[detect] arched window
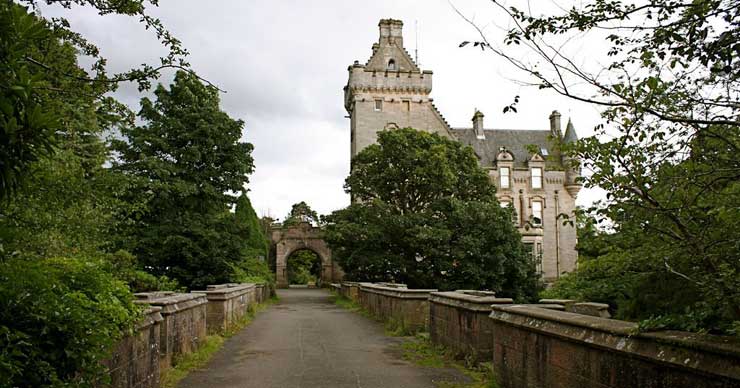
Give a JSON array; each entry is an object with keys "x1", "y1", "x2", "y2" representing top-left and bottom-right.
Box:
[{"x1": 387, "y1": 59, "x2": 396, "y2": 70}]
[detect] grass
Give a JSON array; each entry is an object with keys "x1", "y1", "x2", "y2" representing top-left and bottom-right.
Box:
[
  {"x1": 159, "y1": 297, "x2": 278, "y2": 388},
  {"x1": 400, "y1": 334, "x2": 500, "y2": 388}
]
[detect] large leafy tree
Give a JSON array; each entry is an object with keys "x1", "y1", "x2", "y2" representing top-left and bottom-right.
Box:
[
  {"x1": 113, "y1": 71, "x2": 254, "y2": 289},
  {"x1": 325, "y1": 128, "x2": 539, "y2": 299},
  {"x1": 459, "y1": 0, "x2": 739, "y2": 333}
]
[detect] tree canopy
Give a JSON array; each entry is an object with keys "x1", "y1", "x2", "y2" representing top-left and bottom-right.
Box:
[
  {"x1": 325, "y1": 128, "x2": 540, "y2": 299},
  {"x1": 112, "y1": 71, "x2": 255, "y2": 290},
  {"x1": 460, "y1": 0, "x2": 740, "y2": 334}
]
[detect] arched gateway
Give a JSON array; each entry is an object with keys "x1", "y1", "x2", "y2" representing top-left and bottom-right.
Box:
[{"x1": 270, "y1": 222, "x2": 344, "y2": 288}]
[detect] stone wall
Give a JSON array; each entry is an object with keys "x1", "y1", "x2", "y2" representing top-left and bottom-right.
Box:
[
  {"x1": 193, "y1": 283, "x2": 257, "y2": 334},
  {"x1": 134, "y1": 292, "x2": 208, "y2": 370},
  {"x1": 488, "y1": 304, "x2": 740, "y2": 388},
  {"x1": 340, "y1": 281, "x2": 360, "y2": 302},
  {"x1": 429, "y1": 291, "x2": 513, "y2": 362},
  {"x1": 357, "y1": 283, "x2": 436, "y2": 333},
  {"x1": 105, "y1": 283, "x2": 272, "y2": 388},
  {"x1": 105, "y1": 307, "x2": 163, "y2": 388}
]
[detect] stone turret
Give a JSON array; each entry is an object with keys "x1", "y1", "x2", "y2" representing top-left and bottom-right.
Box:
[
  {"x1": 344, "y1": 18, "x2": 453, "y2": 158},
  {"x1": 473, "y1": 110, "x2": 485, "y2": 139},
  {"x1": 563, "y1": 118, "x2": 582, "y2": 197}
]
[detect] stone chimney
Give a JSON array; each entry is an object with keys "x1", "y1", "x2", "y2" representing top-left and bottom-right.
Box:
[
  {"x1": 549, "y1": 110, "x2": 562, "y2": 138},
  {"x1": 473, "y1": 110, "x2": 485, "y2": 139},
  {"x1": 379, "y1": 19, "x2": 404, "y2": 47}
]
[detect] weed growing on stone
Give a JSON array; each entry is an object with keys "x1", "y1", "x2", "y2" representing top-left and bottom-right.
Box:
[
  {"x1": 400, "y1": 334, "x2": 500, "y2": 388},
  {"x1": 159, "y1": 297, "x2": 278, "y2": 388}
]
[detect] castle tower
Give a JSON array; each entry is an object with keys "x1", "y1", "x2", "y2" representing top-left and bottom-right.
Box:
[{"x1": 344, "y1": 19, "x2": 454, "y2": 158}]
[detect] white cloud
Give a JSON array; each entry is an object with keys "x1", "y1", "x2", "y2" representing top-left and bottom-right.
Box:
[{"x1": 40, "y1": 0, "x2": 607, "y2": 217}]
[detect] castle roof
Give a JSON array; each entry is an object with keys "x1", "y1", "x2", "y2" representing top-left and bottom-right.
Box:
[
  {"x1": 563, "y1": 119, "x2": 578, "y2": 143},
  {"x1": 451, "y1": 127, "x2": 552, "y2": 168}
]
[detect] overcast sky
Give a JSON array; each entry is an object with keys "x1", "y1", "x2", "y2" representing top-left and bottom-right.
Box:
[{"x1": 40, "y1": 0, "x2": 607, "y2": 219}]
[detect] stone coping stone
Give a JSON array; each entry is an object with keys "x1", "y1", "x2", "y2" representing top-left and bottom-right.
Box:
[
  {"x1": 539, "y1": 298, "x2": 576, "y2": 306},
  {"x1": 341, "y1": 281, "x2": 361, "y2": 286},
  {"x1": 489, "y1": 304, "x2": 740, "y2": 380},
  {"x1": 134, "y1": 292, "x2": 207, "y2": 315},
  {"x1": 430, "y1": 291, "x2": 513, "y2": 312},
  {"x1": 136, "y1": 306, "x2": 164, "y2": 330},
  {"x1": 359, "y1": 283, "x2": 437, "y2": 299},
  {"x1": 569, "y1": 302, "x2": 611, "y2": 318},
  {"x1": 519, "y1": 303, "x2": 566, "y2": 311},
  {"x1": 376, "y1": 282, "x2": 408, "y2": 289},
  {"x1": 192, "y1": 283, "x2": 256, "y2": 300}
]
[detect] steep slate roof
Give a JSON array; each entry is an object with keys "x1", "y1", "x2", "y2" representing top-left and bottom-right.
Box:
[
  {"x1": 451, "y1": 128, "x2": 552, "y2": 168},
  {"x1": 563, "y1": 119, "x2": 578, "y2": 143}
]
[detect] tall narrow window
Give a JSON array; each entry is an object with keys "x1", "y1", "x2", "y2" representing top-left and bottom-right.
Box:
[
  {"x1": 388, "y1": 59, "x2": 396, "y2": 70},
  {"x1": 500, "y1": 167, "x2": 510, "y2": 189},
  {"x1": 374, "y1": 99, "x2": 382, "y2": 111},
  {"x1": 532, "y1": 200, "x2": 543, "y2": 226},
  {"x1": 403, "y1": 100, "x2": 410, "y2": 111},
  {"x1": 535, "y1": 242, "x2": 543, "y2": 274},
  {"x1": 531, "y1": 167, "x2": 543, "y2": 189}
]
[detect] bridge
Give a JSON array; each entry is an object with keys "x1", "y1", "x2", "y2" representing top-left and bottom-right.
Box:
[{"x1": 109, "y1": 283, "x2": 738, "y2": 388}]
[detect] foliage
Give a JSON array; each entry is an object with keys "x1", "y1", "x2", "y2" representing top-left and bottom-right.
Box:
[
  {"x1": 282, "y1": 201, "x2": 321, "y2": 227},
  {"x1": 0, "y1": 256, "x2": 140, "y2": 387},
  {"x1": 325, "y1": 128, "x2": 540, "y2": 299},
  {"x1": 461, "y1": 0, "x2": 740, "y2": 334},
  {"x1": 102, "y1": 250, "x2": 182, "y2": 293},
  {"x1": 286, "y1": 249, "x2": 320, "y2": 285},
  {"x1": 113, "y1": 71, "x2": 254, "y2": 290},
  {"x1": 0, "y1": 0, "x2": 194, "y2": 200},
  {"x1": 235, "y1": 193, "x2": 269, "y2": 261}
]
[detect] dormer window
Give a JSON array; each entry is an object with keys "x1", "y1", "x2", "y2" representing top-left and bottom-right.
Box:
[
  {"x1": 387, "y1": 59, "x2": 396, "y2": 70},
  {"x1": 531, "y1": 167, "x2": 543, "y2": 189}
]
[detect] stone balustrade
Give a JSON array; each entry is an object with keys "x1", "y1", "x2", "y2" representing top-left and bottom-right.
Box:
[
  {"x1": 429, "y1": 290, "x2": 513, "y2": 361},
  {"x1": 192, "y1": 283, "x2": 257, "y2": 334},
  {"x1": 357, "y1": 282, "x2": 436, "y2": 333},
  {"x1": 340, "y1": 281, "x2": 361, "y2": 302},
  {"x1": 104, "y1": 307, "x2": 163, "y2": 388},
  {"x1": 488, "y1": 304, "x2": 740, "y2": 388},
  {"x1": 105, "y1": 283, "x2": 272, "y2": 388},
  {"x1": 134, "y1": 292, "x2": 208, "y2": 370}
]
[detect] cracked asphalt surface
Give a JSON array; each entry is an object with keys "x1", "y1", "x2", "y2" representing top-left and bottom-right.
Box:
[{"x1": 178, "y1": 288, "x2": 469, "y2": 388}]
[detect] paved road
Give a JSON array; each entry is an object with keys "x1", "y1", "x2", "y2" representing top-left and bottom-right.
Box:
[{"x1": 179, "y1": 288, "x2": 468, "y2": 388}]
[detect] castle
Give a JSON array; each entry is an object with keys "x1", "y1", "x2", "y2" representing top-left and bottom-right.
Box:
[{"x1": 343, "y1": 19, "x2": 582, "y2": 281}]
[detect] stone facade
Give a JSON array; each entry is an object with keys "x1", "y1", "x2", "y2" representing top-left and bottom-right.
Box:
[
  {"x1": 345, "y1": 19, "x2": 583, "y2": 281},
  {"x1": 488, "y1": 304, "x2": 740, "y2": 388},
  {"x1": 270, "y1": 222, "x2": 344, "y2": 288},
  {"x1": 429, "y1": 291, "x2": 512, "y2": 362}
]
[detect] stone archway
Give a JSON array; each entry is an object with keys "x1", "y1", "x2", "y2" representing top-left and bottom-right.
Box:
[{"x1": 270, "y1": 222, "x2": 344, "y2": 288}]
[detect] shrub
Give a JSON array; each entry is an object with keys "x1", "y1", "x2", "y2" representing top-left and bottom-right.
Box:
[{"x1": 0, "y1": 256, "x2": 141, "y2": 387}]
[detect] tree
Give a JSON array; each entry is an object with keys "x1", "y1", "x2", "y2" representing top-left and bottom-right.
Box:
[
  {"x1": 283, "y1": 201, "x2": 321, "y2": 227},
  {"x1": 0, "y1": 0, "x2": 200, "y2": 200},
  {"x1": 458, "y1": 0, "x2": 740, "y2": 333},
  {"x1": 230, "y1": 193, "x2": 274, "y2": 286},
  {"x1": 113, "y1": 71, "x2": 254, "y2": 289},
  {"x1": 325, "y1": 128, "x2": 540, "y2": 299}
]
